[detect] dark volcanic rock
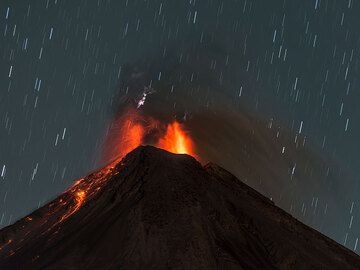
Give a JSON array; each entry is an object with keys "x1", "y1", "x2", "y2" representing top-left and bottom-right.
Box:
[{"x1": 0, "y1": 146, "x2": 359, "y2": 269}]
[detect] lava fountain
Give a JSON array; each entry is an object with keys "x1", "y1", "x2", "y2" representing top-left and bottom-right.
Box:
[
  {"x1": 103, "y1": 108, "x2": 197, "y2": 163},
  {"x1": 157, "y1": 121, "x2": 196, "y2": 157}
]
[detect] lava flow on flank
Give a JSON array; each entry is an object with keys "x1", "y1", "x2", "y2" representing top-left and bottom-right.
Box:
[
  {"x1": 0, "y1": 109, "x2": 197, "y2": 257},
  {"x1": 58, "y1": 109, "x2": 197, "y2": 225}
]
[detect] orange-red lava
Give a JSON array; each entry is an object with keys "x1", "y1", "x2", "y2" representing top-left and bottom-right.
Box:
[
  {"x1": 56, "y1": 159, "x2": 121, "y2": 225},
  {"x1": 157, "y1": 121, "x2": 196, "y2": 157},
  {"x1": 59, "y1": 190, "x2": 85, "y2": 222},
  {"x1": 104, "y1": 108, "x2": 197, "y2": 161}
]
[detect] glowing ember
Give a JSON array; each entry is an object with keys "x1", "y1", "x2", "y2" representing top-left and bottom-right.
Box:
[
  {"x1": 60, "y1": 190, "x2": 86, "y2": 222},
  {"x1": 157, "y1": 121, "x2": 196, "y2": 156},
  {"x1": 0, "y1": 239, "x2": 12, "y2": 251},
  {"x1": 75, "y1": 191, "x2": 86, "y2": 208}
]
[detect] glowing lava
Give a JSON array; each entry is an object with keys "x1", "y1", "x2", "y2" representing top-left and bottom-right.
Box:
[
  {"x1": 57, "y1": 190, "x2": 84, "y2": 223},
  {"x1": 118, "y1": 121, "x2": 144, "y2": 158},
  {"x1": 157, "y1": 121, "x2": 196, "y2": 157},
  {"x1": 104, "y1": 109, "x2": 146, "y2": 161},
  {"x1": 104, "y1": 108, "x2": 197, "y2": 162}
]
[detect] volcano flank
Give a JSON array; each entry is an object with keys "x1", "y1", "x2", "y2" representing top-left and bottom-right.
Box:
[{"x1": 0, "y1": 146, "x2": 359, "y2": 269}]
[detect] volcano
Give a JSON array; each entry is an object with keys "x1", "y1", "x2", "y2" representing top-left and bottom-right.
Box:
[{"x1": 0, "y1": 146, "x2": 359, "y2": 269}]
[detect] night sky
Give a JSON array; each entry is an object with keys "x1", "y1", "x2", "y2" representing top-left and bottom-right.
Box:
[{"x1": 1, "y1": 0, "x2": 360, "y2": 253}]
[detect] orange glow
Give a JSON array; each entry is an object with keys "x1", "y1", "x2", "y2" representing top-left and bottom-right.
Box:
[
  {"x1": 0, "y1": 239, "x2": 12, "y2": 251},
  {"x1": 103, "y1": 108, "x2": 146, "y2": 162},
  {"x1": 157, "y1": 121, "x2": 196, "y2": 157},
  {"x1": 75, "y1": 191, "x2": 86, "y2": 209},
  {"x1": 103, "y1": 108, "x2": 197, "y2": 162},
  {"x1": 118, "y1": 120, "x2": 144, "y2": 158},
  {"x1": 60, "y1": 190, "x2": 86, "y2": 222}
]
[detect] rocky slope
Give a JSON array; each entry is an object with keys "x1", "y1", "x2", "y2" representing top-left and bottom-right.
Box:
[{"x1": 0, "y1": 146, "x2": 359, "y2": 269}]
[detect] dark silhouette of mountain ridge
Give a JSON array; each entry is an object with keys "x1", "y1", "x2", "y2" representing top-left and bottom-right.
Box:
[{"x1": 0, "y1": 146, "x2": 359, "y2": 269}]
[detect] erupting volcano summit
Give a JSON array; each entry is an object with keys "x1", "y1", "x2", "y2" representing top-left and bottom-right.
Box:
[
  {"x1": 0, "y1": 146, "x2": 359, "y2": 269},
  {"x1": 102, "y1": 108, "x2": 198, "y2": 163}
]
